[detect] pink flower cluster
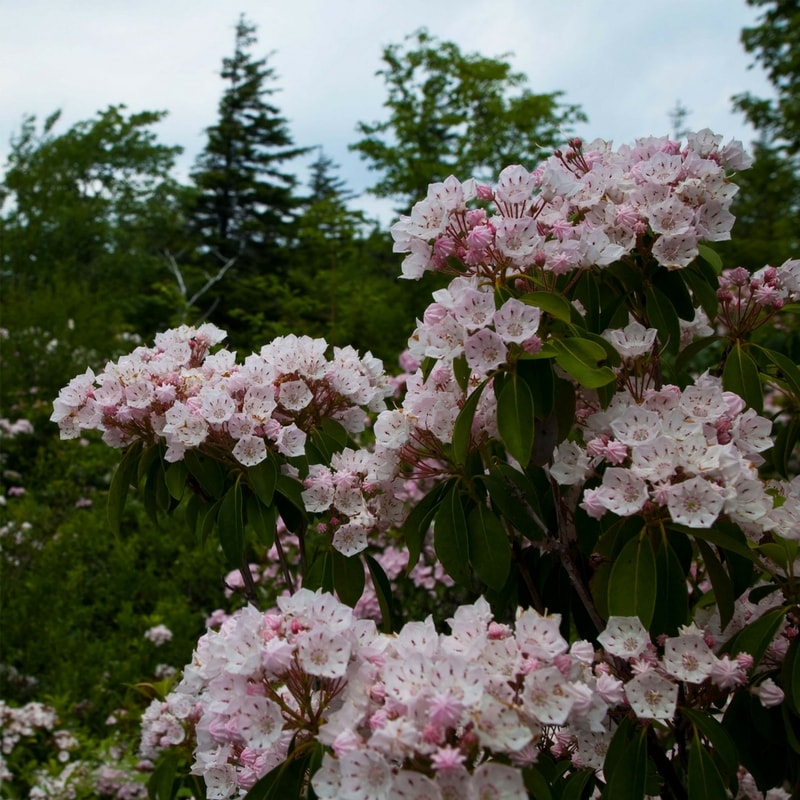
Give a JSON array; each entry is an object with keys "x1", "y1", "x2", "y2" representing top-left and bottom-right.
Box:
[
  {"x1": 549, "y1": 374, "x2": 797, "y2": 535},
  {"x1": 717, "y1": 260, "x2": 800, "y2": 335},
  {"x1": 140, "y1": 590, "x2": 790, "y2": 798},
  {"x1": 51, "y1": 324, "x2": 392, "y2": 466},
  {"x1": 391, "y1": 129, "x2": 750, "y2": 281}
]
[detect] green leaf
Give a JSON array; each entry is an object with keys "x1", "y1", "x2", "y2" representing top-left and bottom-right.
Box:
[
  {"x1": 651, "y1": 538, "x2": 690, "y2": 636},
  {"x1": 683, "y1": 708, "x2": 740, "y2": 780},
  {"x1": 196, "y1": 498, "x2": 220, "y2": 545},
  {"x1": 479, "y1": 471, "x2": 543, "y2": 541},
  {"x1": 652, "y1": 266, "x2": 696, "y2": 321},
  {"x1": 522, "y1": 766, "x2": 553, "y2": 800},
  {"x1": 547, "y1": 337, "x2": 616, "y2": 389},
  {"x1": 518, "y1": 358, "x2": 554, "y2": 417},
  {"x1": 218, "y1": 482, "x2": 245, "y2": 566},
  {"x1": 107, "y1": 440, "x2": 143, "y2": 535},
  {"x1": 718, "y1": 605, "x2": 787, "y2": 666},
  {"x1": 669, "y1": 523, "x2": 758, "y2": 564},
  {"x1": 147, "y1": 749, "x2": 180, "y2": 800},
  {"x1": 496, "y1": 371, "x2": 535, "y2": 465},
  {"x1": 722, "y1": 342, "x2": 763, "y2": 413},
  {"x1": 452, "y1": 354, "x2": 471, "y2": 392},
  {"x1": 467, "y1": 504, "x2": 511, "y2": 590},
  {"x1": 771, "y1": 416, "x2": 800, "y2": 478},
  {"x1": 757, "y1": 346, "x2": 800, "y2": 402},
  {"x1": 184, "y1": 450, "x2": 225, "y2": 499},
  {"x1": 522, "y1": 290, "x2": 573, "y2": 323},
  {"x1": 243, "y1": 750, "x2": 310, "y2": 800},
  {"x1": 244, "y1": 490, "x2": 277, "y2": 549},
  {"x1": 434, "y1": 485, "x2": 470, "y2": 583},
  {"x1": 164, "y1": 460, "x2": 188, "y2": 501},
  {"x1": 695, "y1": 539, "x2": 735, "y2": 632},
  {"x1": 365, "y1": 554, "x2": 394, "y2": 633},
  {"x1": 403, "y1": 480, "x2": 451, "y2": 573},
  {"x1": 782, "y1": 636, "x2": 800, "y2": 715},
  {"x1": 603, "y1": 720, "x2": 648, "y2": 800},
  {"x1": 561, "y1": 768, "x2": 594, "y2": 800},
  {"x1": 682, "y1": 262, "x2": 719, "y2": 321},
  {"x1": 304, "y1": 548, "x2": 333, "y2": 594},
  {"x1": 274, "y1": 474, "x2": 307, "y2": 533},
  {"x1": 607, "y1": 531, "x2": 657, "y2": 628},
  {"x1": 688, "y1": 731, "x2": 729, "y2": 800},
  {"x1": 644, "y1": 284, "x2": 681, "y2": 354},
  {"x1": 452, "y1": 379, "x2": 488, "y2": 466},
  {"x1": 247, "y1": 455, "x2": 278, "y2": 506},
  {"x1": 698, "y1": 243, "x2": 723, "y2": 273},
  {"x1": 332, "y1": 550, "x2": 365, "y2": 608}
]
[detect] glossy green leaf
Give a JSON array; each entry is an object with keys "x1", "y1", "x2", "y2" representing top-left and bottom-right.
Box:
[
  {"x1": 365, "y1": 554, "x2": 394, "y2": 633},
  {"x1": 522, "y1": 766, "x2": 553, "y2": 800},
  {"x1": 603, "y1": 719, "x2": 648, "y2": 800},
  {"x1": 682, "y1": 263, "x2": 719, "y2": 321},
  {"x1": 547, "y1": 338, "x2": 616, "y2": 389},
  {"x1": 196, "y1": 497, "x2": 220, "y2": 545},
  {"x1": 683, "y1": 708, "x2": 740, "y2": 779},
  {"x1": 467, "y1": 504, "x2": 511, "y2": 590},
  {"x1": 722, "y1": 342, "x2": 763, "y2": 413},
  {"x1": 607, "y1": 531, "x2": 657, "y2": 628},
  {"x1": 244, "y1": 490, "x2": 277, "y2": 549},
  {"x1": 688, "y1": 731, "x2": 729, "y2": 800},
  {"x1": 332, "y1": 550, "x2": 365, "y2": 608},
  {"x1": 522, "y1": 290, "x2": 573, "y2": 323},
  {"x1": 434, "y1": 486, "x2": 470, "y2": 583},
  {"x1": 147, "y1": 748, "x2": 180, "y2": 800},
  {"x1": 561, "y1": 768, "x2": 594, "y2": 800},
  {"x1": 669, "y1": 523, "x2": 758, "y2": 564},
  {"x1": 771, "y1": 416, "x2": 800, "y2": 478},
  {"x1": 247, "y1": 455, "x2": 278, "y2": 506},
  {"x1": 184, "y1": 449, "x2": 226, "y2": 499},
  {"x1": 164, "y1": 460, "x2": 188, "y2": 501},
  {"x1": 218, "y1": 482, "x2": 245, "y2": 566},
  {"x1": 243, "y1": 750, "x2": 310, "y2": 799},
  {"x1": 274, "y1": 474, "x2": 307, "y2": 533},
  {"x1": 452, "y1": 354, "x2": 471, "y2": 392},
  {"x1": 496, "y1": 371, "x2": 535, "y2": 465},
  {"x1": 644, "y1": 284, "x2": 681, "y2": 354},
  {"x1": 107, "y1": 440, "x2": 143, "y2": 535},
  {"x1": 452, "y1": 379, "x2": 488, "y2": 466},
  {"x1": 651, "y1": 538, "x2": 690, "y2": 636},
  {"x1": 757, "y1": 346, "x2": 800, "y2": 402},
  {"x1": 698, "y1": 243, "x2": 723, "y2": 273},
  {"x1": 652, "y1": 266, "x2": 696, "y2": 321},
  {"x1": 403, "y1": 479, "x2": 451, "y2": 573},
  {"x1": 696, "y1": 539, "x2": 735, "y2": 632},
  {"x1": 783, "y1": 636, "x2": 800, "y2": 715},
  {"x1": 518, "y1": 358, "x2": 554, "y2": 418},
  {"x1": 719, "y1": 605, "x2": 787, "y2": 667},
  {"x1": 479, "y1": 471, "x2": 543, "y2": 541}
]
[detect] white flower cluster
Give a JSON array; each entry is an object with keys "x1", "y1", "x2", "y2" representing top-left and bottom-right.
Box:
[
  {"x1": 550, "y1": 375, "x2": 798, "y2": 536},
  {"x1": 140, "y1": 590, "x2": 790, "y2": 799},
  {"x1": 51, "y1": 325, "x2": 392, "y2": 466},
  {"x1": 391, "y1": 130, "x2": 750, "y2": 280}
]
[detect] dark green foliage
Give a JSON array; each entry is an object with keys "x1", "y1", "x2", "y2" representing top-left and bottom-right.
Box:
[
  {"x1": 0, "y1": 106, "x2": 187, "y2": 336},
  {"x1": 732, "y1": 0, "x2": 800, "y2": 155},
  {"x1": 351, "y1": 28, "x2": 586, "y2": 209},
  {"x1": 0, "y1": 434, "x2": 229, "y2": 730}
]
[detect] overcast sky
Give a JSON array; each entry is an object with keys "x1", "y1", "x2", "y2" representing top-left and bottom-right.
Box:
[{"x1": 0, "y1": 0, "x2": 774, "y2": 221}]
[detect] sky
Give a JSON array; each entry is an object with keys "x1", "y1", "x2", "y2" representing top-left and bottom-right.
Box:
[{"x1": 0, "y1": 0, "x2": 775, "y2": 222}]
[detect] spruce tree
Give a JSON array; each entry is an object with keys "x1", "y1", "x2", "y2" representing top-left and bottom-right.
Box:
[{"x1": 187, "y1": 16, "x2": 308, "y2": 341}]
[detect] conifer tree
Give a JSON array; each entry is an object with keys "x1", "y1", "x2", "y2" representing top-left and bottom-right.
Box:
[{"x1": 187, "y1": 15, "x2": 308, "y2": 339}]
